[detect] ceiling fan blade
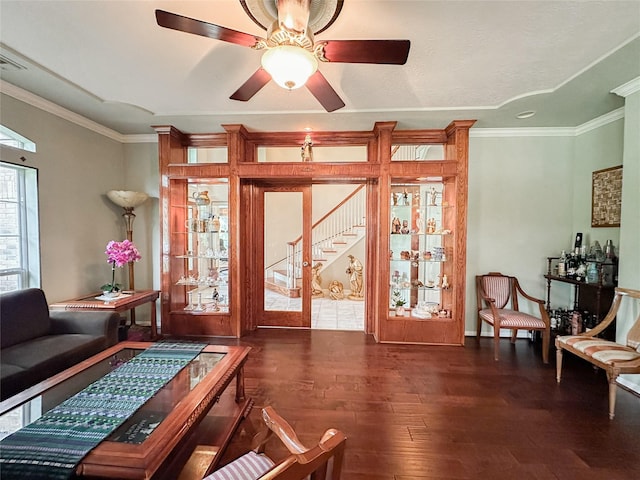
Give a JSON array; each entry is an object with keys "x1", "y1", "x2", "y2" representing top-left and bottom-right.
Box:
[
  {"x1": 320, "y1": 39, "x2": 410, "y2": 64},
  {"x1": 305, "y1": 71, "x2": 345, "y2": 112},
  {"x1": 230, "y1": 68, "x2": 272, "y2": 101},
  {"x1": 155, "y1": 9, "x2": 263, "y2": 48}
]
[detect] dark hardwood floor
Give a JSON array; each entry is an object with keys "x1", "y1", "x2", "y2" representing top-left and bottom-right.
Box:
[{"x1": 201, "y1": 329, "x2": 640, "y2": 480}]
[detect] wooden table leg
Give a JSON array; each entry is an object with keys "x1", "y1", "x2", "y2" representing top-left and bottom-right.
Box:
[
  {"x1": 150, "y1": 299, "x2": 158, "y2": 340},
  {"x1": 235, "y1": 366, "x2": 245, "y2": 403}
]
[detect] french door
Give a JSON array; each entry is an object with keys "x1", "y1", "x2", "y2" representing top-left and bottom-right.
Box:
[{"x1": 257, "y1": 183, "x2": 312, "y2": 328}]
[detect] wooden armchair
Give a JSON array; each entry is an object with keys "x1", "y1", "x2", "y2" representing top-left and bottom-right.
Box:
[
  {"x1": 183, "y1": 406, "x2": 346, "y2": 480},
  {"x1": 556, "y1": 287, "x2": 640, "y2": 419},
  {"x1": 476, "y1": 272, "x2": 550, "y2": 363}
]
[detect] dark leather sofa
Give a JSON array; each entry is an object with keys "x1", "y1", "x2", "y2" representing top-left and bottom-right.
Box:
[{"x1": 0, "y1": 288, "x2": 119, "y2": 401}]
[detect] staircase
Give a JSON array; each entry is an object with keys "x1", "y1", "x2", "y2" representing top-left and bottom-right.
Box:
[{"x1": 266, "y1": 186, "x2": 366, "y2": 297}]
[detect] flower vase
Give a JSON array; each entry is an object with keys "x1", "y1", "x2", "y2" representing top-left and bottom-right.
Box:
[{"x1": 395, "y1": 306, "x2": 405, "y2": 316}]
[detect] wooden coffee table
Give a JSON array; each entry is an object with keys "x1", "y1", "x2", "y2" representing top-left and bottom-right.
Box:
[{"x1": 0, "y1": 342, "x2": 252, "y2": 479}]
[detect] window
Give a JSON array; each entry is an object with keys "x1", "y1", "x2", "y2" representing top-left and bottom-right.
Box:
[
  {"x1": 0, "y1": 125, "x2": 36, "y2": 152},
  {"x1": 0, "y1": 162, "x2": 40, "y2": 292}
]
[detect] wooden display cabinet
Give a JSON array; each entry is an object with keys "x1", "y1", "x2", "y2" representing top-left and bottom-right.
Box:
[{"x1": 155, "y1": 121, "x2": 473, "y2": 345}]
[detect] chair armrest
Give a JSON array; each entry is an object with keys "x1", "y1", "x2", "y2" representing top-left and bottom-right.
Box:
[
  {"x1": 260, "y1": 406, "x2": 308, "y2": 454},
  {"x1": 49, "y1": 310, "x2": 120, "y2": 345},
  {"x1": 514, "y1": 281, "x2": 544, "y2": 305},
  {"x1": 259, "y1": 406, "x2": 347, "y2": 464}
]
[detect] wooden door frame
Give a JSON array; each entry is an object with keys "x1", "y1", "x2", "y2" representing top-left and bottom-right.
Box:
[{"x1": 250, "y1": 182, "x2": 312, "y2": 328}]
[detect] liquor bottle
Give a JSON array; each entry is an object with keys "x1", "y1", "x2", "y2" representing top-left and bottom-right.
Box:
[
  {"x1": 566, "y1": 252, "x2": 577, "y2": 279},
  {"x1": 558, "y1": 250, "x2": 567, "y2": 277}
]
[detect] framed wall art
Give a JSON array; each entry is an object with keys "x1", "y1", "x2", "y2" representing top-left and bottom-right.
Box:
[{"x1": 591, "y1": 165, "x2": 622, "y2": 227}]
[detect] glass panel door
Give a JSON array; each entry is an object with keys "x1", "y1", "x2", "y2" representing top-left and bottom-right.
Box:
[{"x1": 261, "y1": 186, "x2": 311, "y2": 327}]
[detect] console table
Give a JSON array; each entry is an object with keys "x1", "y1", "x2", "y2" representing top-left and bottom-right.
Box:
[
  {"x1": 50, "y1": 290, "x2": 160, "y2": 340},
  {"x1": 544, "y1": 258, "x2": 615, "y2": 337}
]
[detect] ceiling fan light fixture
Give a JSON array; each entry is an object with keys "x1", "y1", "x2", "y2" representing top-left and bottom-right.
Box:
[{"x1": 261, "y1": 45, "x2": 318, "y2": 90}]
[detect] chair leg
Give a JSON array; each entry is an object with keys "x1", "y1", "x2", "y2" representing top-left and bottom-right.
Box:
[
  {"x1": 541, "y1": 330, "x2": 549, "y2": 364},
  {"x1": 607, "y1": 372, "x2": 618, "y2": 420},
  {"x1": 510, "y1": 329, "x2": 517, "y2": 344},
  {"x1": 476, "y1": 315, "x2": 482, "y2": 338},
  {"x1": 493, "y1": 328, "x2": 500, "y2": 361},
  {"x1": 556, "y1": 347, "x2": 563, "y2": 383}
]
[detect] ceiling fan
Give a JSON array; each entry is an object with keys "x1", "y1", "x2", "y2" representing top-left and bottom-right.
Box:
[{"x1": 155, "y1": 0, "x2": 410, "y2": 112}]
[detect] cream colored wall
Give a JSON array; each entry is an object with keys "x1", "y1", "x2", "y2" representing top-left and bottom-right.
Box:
[
  {"x1": 0, "y1": 94, "x2": 125, "y2": 303},
  {"x1": 122, "y1": 143, "x2": 159, "y2": 297},
  {"x1": 616, "y1": 89, "x2": 640, "y2": 392},
  {"x1": 466, "y1": 135, "x2": 576, "y2": 331},
  {"x1": 573, "y1": 120, "x2": 623, "y2": 250}
]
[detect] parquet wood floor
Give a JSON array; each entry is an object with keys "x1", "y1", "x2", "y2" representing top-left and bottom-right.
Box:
[{"x1": 198, "y1": 330, "x2": 640, "y2": 479}]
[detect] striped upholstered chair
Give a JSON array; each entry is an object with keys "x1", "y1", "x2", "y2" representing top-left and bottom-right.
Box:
[
  {"x1": 476, "y1": 272, "x2": 550, "y2": 363},
  {"x1": 183, "y1": 406, "x2": 346, "y2": 480},
  {"x1": 556, "y1": 287, "x2": 640, "y2": 419}
]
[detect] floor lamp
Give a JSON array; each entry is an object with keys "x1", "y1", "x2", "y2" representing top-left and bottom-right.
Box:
[{"x1": 107, "y1": 190, "x2": 149, "y2": 325}]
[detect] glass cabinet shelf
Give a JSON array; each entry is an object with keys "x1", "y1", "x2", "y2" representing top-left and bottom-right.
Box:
[{"x1": 389, "y1": 182, "x2": 452, "y2": 319}]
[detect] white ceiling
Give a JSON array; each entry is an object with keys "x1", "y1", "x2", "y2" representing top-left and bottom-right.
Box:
[{"x1": 1, "y1": 0, "x2": 639, "y2": 136}]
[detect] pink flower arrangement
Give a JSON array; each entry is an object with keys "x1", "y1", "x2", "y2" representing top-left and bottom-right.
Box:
[
  {"x1": 101, "y1": 240, "x2": 141, "y2": 293},
  {"x1": 105, "y1": 239, "x2": 141, "y2": 267}
]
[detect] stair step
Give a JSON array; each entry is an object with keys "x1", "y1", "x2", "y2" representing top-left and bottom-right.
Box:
[
  {"x1": 322, "y1": 249, "x2": 337, "y2": 254},
  {"x1": 342, "y1": 233, "x2": 358, "y2": 237}
]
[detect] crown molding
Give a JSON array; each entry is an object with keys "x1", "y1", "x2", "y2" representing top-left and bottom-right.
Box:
[
  {"x1": 0, "y1": 80, "x2": 126, "y2": 143},
  {"x1": 611, "y1": 76, "x2": 640, "y2": 98},
  {"x1": 470, "y1": 127, "x2": 575, "y2": 138},
  {"x1": 575, "y1": 108, "x2": 625, "y2": 135},
  {"x1": 2, "y1": 79, "x2": 626, "y2": 143},
  {"x1": 121, "y1": 134, "x2": 158, "y2": 144},
  {"x1": 472, "y1": 108, "x2": 624, "y2": 138}
]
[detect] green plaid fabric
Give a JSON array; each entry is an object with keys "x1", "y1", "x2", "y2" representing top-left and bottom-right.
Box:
[{"x1": 0, "y1": 341, "x2": 206, "y2": 479}]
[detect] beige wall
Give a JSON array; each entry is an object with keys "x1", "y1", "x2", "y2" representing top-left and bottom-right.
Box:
[{"x1": 0, "y1": 95, "x2": 125, "y2": 303}]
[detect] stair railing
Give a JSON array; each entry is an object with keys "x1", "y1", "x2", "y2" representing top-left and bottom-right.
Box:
[{"x1": 266, "y1": 186, "x2": 366, "y2": 289}]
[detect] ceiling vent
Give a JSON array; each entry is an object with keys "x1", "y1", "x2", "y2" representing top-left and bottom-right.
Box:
[{"x1": 0, "y1": 54, "x2": 27, "y2": 71}]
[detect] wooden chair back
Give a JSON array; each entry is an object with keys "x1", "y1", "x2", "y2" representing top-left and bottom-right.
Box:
[{"x1": 477, "y1": 273, "x2": 514, "y2": 310}]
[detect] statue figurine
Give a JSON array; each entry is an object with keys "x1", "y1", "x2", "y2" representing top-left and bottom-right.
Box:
[
  {"x1": 441, "y1": 274, "x2": 450, "y2": 290},
  {"x1": 429, "y1": 186, "x2": 437, "y2": 206},
  {"x1": 329, "y1": 280, "x2": 344, "y2": 300},
  {"x1": 401, "y1": 220, "x2": 410, "y2": 234},
  {"x1": 301, "y1": 134, "x2": 313, "y2": 162},
  {"x1": 391, "y1": 217, "x2": 402, "y2": 234},
  {"x1": 346, "y1": 255, "x2": 364, "y2": 300},
  {"x1": 402, "y1": 189, "x2": 410, "y2": 205},
  {"x1": 311, "y1": 262, "x2": 324, "y2": 298}
]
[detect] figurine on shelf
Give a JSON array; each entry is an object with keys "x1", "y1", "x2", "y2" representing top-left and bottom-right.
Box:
[
  {"x1": 441, "y1": 274, "x2": 450, "y2": 290},
  {"x1": 401, "y1": 220, "x2": 410, "y2": 234},
  {"x1": 427, "y1": 218, "x2": 436, "y2": 234},
  {"x1": 415, "y1": 211, "x2": 424, "y2": 234},
  {"x1": 392, "y1": 192, "x2": 399, "y2": 206},
  {"x1": 429, "y1": 186, "x2": 437, "y2": 206},
  {"x1": 402, "y1": 189, "x2": 409, "y2": 205},
  {"x1": 391, "y1": 217, "x2": 402, "y2": 234},
  {"x1": 301, "y1": 133, "x2": 313, "y2": 162}
]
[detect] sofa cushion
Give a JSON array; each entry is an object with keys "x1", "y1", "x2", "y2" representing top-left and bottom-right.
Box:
[
  {"x1": 1, "y1": 334, "x2": 106, "y2": 399},
  {"x1": 0, "y1": 288, "x2": 50, "y2": 348}
]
